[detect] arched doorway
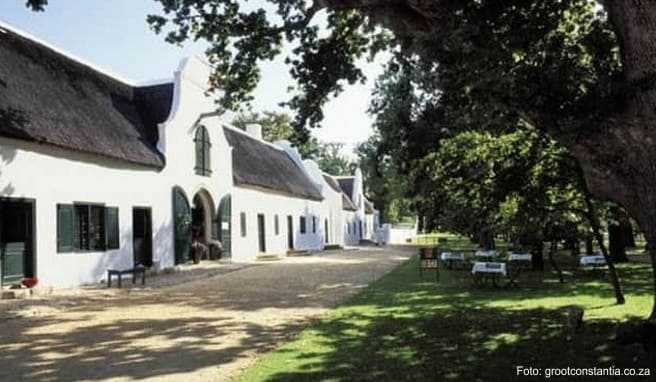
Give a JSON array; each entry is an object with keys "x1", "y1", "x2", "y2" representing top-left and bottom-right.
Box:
[
  {"x1": 172, "y1": 187, "x2": 191, "y2": 264},
  {"x1": 218, "y1": 194, "x2": 232, "y2": 259},
  {"x1": 192, "y1": 189, "x2": 216, "y2": 242}
]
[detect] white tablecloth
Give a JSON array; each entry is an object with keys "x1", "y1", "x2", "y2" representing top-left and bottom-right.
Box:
[
  {"x1": 441, "y1": 252, "x2": 465, "y2": 261},
  {"x1": 508, "y1": 253, "x2": 532, "y2": 262},
  {"x1": 471, "y1": 262, "x2": 507, "y2": 276},
  {"x1": 474, "y1": 250, "x2": 497, "y2": 258},
  {"x1": 580, "y1": 255, "x2": 606, "y2": 266}
]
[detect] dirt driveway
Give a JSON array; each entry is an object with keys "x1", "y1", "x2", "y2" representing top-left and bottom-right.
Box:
[{"x1": 0, "y1": 246, "x2": 413, "y2": 381}]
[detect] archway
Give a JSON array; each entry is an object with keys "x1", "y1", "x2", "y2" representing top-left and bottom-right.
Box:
[
  {"x1": 218, "y1": 194, "x2": 232, "y2": 259},
  {"x1": 192, "y1": 189, "x2": 216, "y2": 243},
  {"x1": 172, "y1": 187, "x2": 191, "y2": 264}
]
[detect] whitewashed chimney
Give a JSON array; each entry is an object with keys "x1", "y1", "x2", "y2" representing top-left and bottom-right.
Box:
[{"x1": 246, "y1": 123, "x2": 262, "y2": 140}]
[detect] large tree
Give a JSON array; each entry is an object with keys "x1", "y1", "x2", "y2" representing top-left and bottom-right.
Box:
[{"x1": 29, "y1": 0, "x2": 656, "y2": 319}]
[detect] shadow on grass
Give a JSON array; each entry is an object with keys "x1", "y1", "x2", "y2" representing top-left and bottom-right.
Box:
[{"x1": 244, "y1": 255, "x2": 655, "y2": 382}]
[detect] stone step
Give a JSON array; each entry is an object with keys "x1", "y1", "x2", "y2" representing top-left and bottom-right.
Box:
[
  {"x1": 256, "y1": 254, "x2": 282, "y2": 261},
  {"x1": 286, "y1": 250, "x2": 312, "y2": 257},
  {"x1": 324, "y1": 244, "x2": 343, "y2": 251}
]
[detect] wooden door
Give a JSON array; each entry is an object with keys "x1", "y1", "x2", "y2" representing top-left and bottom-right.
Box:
[
  {"x1": 218, "y1": 194, "x2": 232, "y2": 259},
  {"x1": 0, "y1": 200, "x2": 33, "y2": 285},
  {"x1": 287, "y1": 215, "x2": 294, "y2": 249},
  {"x1": 257, "y1": 214, "x2": 266, "y2": 253},
  {"x1": 173, "y1": 188, "x2": 191, "y2": 264},
  {"x1": 133, "y1": 208, "x2": 153, "y2": 267}
]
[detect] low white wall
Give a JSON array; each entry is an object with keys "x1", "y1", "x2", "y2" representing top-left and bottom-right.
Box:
[{"x1": 380, "y1": 224, "x2": 416, "y2": 244}]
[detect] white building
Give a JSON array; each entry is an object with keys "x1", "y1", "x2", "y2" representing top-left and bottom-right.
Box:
[{"x1": 0, "y1": 23, "x2": 379, "y2": 287}]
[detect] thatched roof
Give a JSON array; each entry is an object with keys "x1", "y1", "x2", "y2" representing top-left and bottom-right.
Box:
[
  {"x1": 323, "y1": 174, "x2": 357, "y2": 211},
  {"x1": 364, "y1": 199, "x2": 375, "y2": 214},
  {"x1": 0, "y1": 26, "x2": 169, "y2": 167},
  {"x1": 342, "y1": 193, "x2": 358, "y2": 211},
  {"x1": 223, "y1": 127, "x2": 323, "y2": 201},
  {"x1": 323, "y1": 174, "x2": 342, "y2": 193}
]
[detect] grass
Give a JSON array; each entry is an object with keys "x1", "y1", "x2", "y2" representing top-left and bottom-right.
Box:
[{"x1": 236, "y1": 245, "x2": 654, "y2": 381}]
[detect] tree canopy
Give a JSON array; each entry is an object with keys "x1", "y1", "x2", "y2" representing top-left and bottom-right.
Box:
[{"x1": 26, "y1": 0, "x2": 656, "y2": 319}]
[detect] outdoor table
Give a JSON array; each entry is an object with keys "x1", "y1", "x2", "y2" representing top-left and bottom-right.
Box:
[
  {"x1": 471, "y1": 261, "x2": 506, "y2": 287},
  {"x1": 474, "y1": 250, "x2": 498, "y2": 259},
  {"x1": 580, "y1": 255, "x2": 606, "y2": 268},
  {"x1": 440, "y1": 251, "x2": 465, "y2": 269},
  {"x1": 508, "y1": 253, "x2": 532, "y2": 262}
]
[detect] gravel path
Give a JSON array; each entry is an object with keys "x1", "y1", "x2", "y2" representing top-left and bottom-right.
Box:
[{"x1": 0, "y1": 246, "x2": 413, "y2": 382}]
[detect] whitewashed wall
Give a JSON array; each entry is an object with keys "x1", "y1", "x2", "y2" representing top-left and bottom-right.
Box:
[
  {"x1": 0, "y1": 136, "x2": 170, "y2": 287},
  {"x1": 230, "y1": 186, "x2": 325, "y2": 260},
  {"x1": 380, "y1": 224, "x2": 416, "y2": 244},
  {"x1": 0, "y1": 54, "x2": 378, "y2": 287}
]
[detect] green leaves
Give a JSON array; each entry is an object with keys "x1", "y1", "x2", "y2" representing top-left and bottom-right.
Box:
[
  {"x1": 24, "y1": 0, "x2": 47, "y2": 11},
  {"x1": 147, "y1": 0, "x2": 391, "y2": 143}
]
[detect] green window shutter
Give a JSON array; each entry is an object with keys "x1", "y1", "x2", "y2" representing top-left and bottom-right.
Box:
[
  {"x1": 195, "y1": 137, "x2": 203, "y2": 175},
  {"x1": 105, "y1": 207, "x2": 120, "y2": 249},
  {"x1": 57, "y1": 204, "x2": 74, "y2": 252},
  {"x1": 204, "y1": 141, "x2": 211, "y2": 176}
]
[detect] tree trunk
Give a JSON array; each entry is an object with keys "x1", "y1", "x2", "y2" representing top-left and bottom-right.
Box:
[
  {"x1": 648, "y1": 241, "x2": 656, "y2": 321},
  {"x1": 583, "y1": 191, "x2": 626, "y2": 305},
  {"x1": 565, "y1": 237, "x2": 580, "y2": 256},
  {"x1": 569, "y1": 0, "x2": 656, "y2": 316},
  {"x1": 609, "y1": 207, "x2": 629, "y2": 262},
  {"x1": 548, "y1": 241, "x2": 565, "y2": 283},
  {"x1": 619, "y1": 210, "x2": 636, "y2": 248},
  {"x1": 585, "y1": 234, "x2": 594, "y2": 255},
  {"x1": 531, "y1": 241, "x2": 544, "y2": 272},
  {"x1": 477, "y1": 226, "x2": 495, "y2": 250}
]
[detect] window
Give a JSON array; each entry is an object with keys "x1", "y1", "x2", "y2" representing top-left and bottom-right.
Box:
[
  {"x1": 300, "y1": 216, "x2": 306, "y2": 234},
  {"x1": 57, "y1": 204, "x2": 119, "y2": 252},
  {"x1": 240, "y1": 212, "x2": 247, "y2": 237},
  {"x1": 194, "y1": 125, "x2": 212, "y2": 176},
  {"x1": 312, "y1": 216, "x2": 316, "y2": 233},
  {"x1": 274, "y1": 215, "x2": 280, "y2": 235}
]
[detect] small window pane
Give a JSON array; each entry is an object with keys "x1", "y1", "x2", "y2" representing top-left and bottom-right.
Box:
[{"x1": 240, "y1": 212, "x2": 247, "y2": 237}]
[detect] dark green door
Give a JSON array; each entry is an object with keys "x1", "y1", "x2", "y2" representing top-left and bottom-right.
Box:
[
  {"x1": 0, "y1": 200, "x2": 33, "y2": 285},
  {"x1": 218, "y1": 194, "x2": 231, "y2": 259},
  {"x1": 257, "y1": 214, "x2": 266, "y2": 253},
  {"x1": 173, "y1": 188, "x2": 191, "y2": 264},
  {"x1": 287, "y1": 215, "x2": 294, "y2": 249},
  {"x1": 133, "y1": 207, "x2": 153, "y2": 267}
]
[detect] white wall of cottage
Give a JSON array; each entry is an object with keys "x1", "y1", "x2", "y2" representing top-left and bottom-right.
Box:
[{"x1": 0, "y1": 55, "x2": 378, "y2": 287}]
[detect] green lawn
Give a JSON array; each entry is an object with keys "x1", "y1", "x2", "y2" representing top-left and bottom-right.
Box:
[{"x1": 236, "y1": 248, "x2": 653, "y2": 381}]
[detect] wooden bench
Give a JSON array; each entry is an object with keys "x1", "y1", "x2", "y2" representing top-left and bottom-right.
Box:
[{"x1": 107, "y1": 267, "x2": 146, "y2": 288}]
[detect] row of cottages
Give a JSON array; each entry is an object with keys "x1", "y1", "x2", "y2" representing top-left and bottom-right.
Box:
[{"x1": 0, "y1": 24, "x2": 380, "y2": 287}]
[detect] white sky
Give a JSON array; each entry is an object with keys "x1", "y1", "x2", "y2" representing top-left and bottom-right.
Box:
[{"x1": 0, "y1": 0, "x2": 386, "y2": 156}]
